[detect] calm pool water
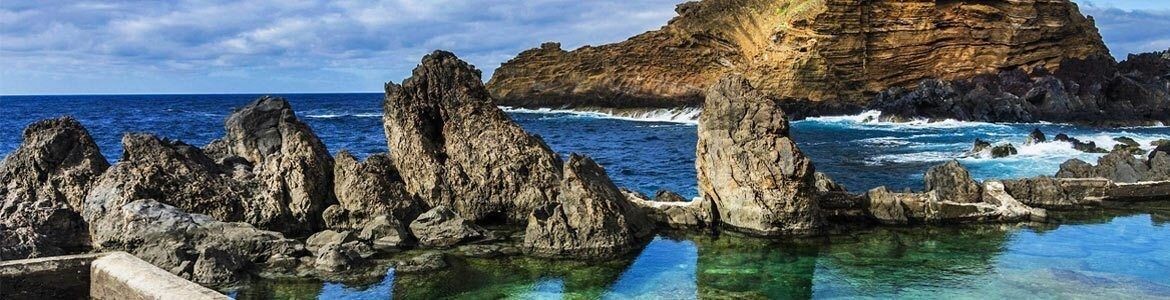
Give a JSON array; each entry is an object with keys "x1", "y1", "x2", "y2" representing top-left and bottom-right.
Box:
[{"x1": 3, "y1": 94, "x2": 1168, "y2": 299}]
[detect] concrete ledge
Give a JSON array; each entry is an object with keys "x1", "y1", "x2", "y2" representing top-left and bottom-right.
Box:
[
  {"x1": 0, "y1": 252, "x2": 106, "y2": 277},
  {"x1": 90, "y1": 252, "x2": 228, "y2": 300},
  {"x1": 1109, "y1": 181, "x2": 1170, "y2": 201}
]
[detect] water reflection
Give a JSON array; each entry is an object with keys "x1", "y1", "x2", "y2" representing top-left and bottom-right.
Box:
[{"x1": 232, "y1": 206, "x2": 1170, "y2": 299}]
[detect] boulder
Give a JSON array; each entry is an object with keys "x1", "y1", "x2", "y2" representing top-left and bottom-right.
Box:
[
  {"x1": 0, "y1": 117, "x2": 109, "y2": 260},
  {"x1": 990, "y1": 144, "x2": 1018, "y2": 158},
  {"x1": 83, "y1": 199, "x2": 302, "y2": 285},
  {"x1": 409, "y1": 206, "x2": 486, "y2": 248},
  {"x1": 1112, "y1": 137, "x2": 1145, "y2": 155},
  {"x1": 326, "y1": 151, "x2": 421, "y2": 229},
  {"x1": 357, "y1": 215, "x2": 410, "y2": 252},
  {"x1": 523, "y1": 155, "x2": 654, "y2": 258},
  {"x1": 395, "y1": 252, "x2": 448, "y2": 274},
  {"x1": 924, "y1": 161, "x2": 982, "y2": 203},
  {"x1": 382, "y1": 50, "x2": 562, "y2": 223},
  {"x1": 1027, "y1": 129, "x2": 1047, "y2": 145},
  {"x1": 865, "y1": 185, "x2": 1041, "y2": 225},
  {"x1": 653, "y1": 190, "x2": 688, "y2": 203},
  {"x1": 967, "y1": 139, "x2": 992, "y2": 156},
  {"x1": 1095, "y1": 150, "x2": 1150, "y2": 183},
  {"x1": 814, "y1": 172, "x2": 847, "y2": 192},
  {"x1": 1056, "y1": 159, "x2": 1097, "y2": 179},
  {"x1": 1055, "y1": 134, "x2": 1108, "y2": 153},
  {"x1": 1002, "y1": 177, "x2": 1110, "y2": 209},
  {"x1": 696, "y1": 74, "x2": 824, "y2": 236},
  {"x1": 205, "y1": 96, "x2": 335, "y2": 235}
]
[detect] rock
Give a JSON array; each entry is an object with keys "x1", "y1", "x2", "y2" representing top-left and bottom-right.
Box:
[
  {"x1": 1095, "y1": 150, "x2": 1150, "y2": 183},
  {"x1": 1055, "y1": 134, "x2": 1109, "y2": 153},
  {"x1": 1, "y1": 117, "x2": 109, "y2": 260},
  {"x1": 696, "y1": 75, "x2": 824, "y2": 236},
  {"x1": 1149, "y1": 150, "x2": 1170, "y2": 181},
  {"x1": 991, "y1": 144, "x2": 1019, "y2": 158},
  {"x1": 395, "y1": 252, "x2": 448, "y2": 274},
  {"x1": 313, "y1": 241, "x2": 373, "y2": 273},
  {"x1": 456, "y1": 244, "x2": 520, "y2": 258},
  {"x1": 1056, "y1": 159, "x2": 1097, "y2": 179},
  {"x1": 1112, "y1": 137, "x2": 1145, "y2": 155},
  {"x1": 864, "y1": 187, "x2": 916, "y2": 225},
  {"x1": 982, "y1": 181, "x2": 1046, "y2": 222},
  {"x1": 206, "y1": 96, "x2": 335, "y2": 235},
  {"x1": 383, "y1": 51, "x2": 562, "y2": 223},
  {"x1": 865, "y1": 185, "x2": 1040, "y2": 225},
  {"x1": 1151, "y1": 139, "x2": 1170, "y2": 147},
  {"x1": 327, "y1": 151, "x2": 420, "y2": 229},
  {"x1": 967, "y1": 139, "x2": 992, "y2": 156},
  {"x1": 924, "y1": 161, "x2": 982, "y2": 204},
  {"x1": 814, "y1": 172, "x2": 847, "y2": 193},
  {"x1": 83, "y1": 199, "x2": 302, "y2": 285},
  {"x1": 653, "y1": 190, "x2": 688, "y2": 203},
  {"x1": 305, "y1": 230, "x2": 355, "y2": 253},
  {"x1": 523, "y1": 155, "x2": 654, "y2": 258},
  {"x1": 357, "y1": 215, "x2": 410, "y2": 252},
  {"x1": 629, "y1": 195, "x2": 715, "y2": 230},
  {"x1": 1027, "y1": 129, "x2": 1047, "y2": 144},
  {"x1": 487, "y1": 0, "x2": 1118, "y2": 124},
  {"x1": 409, "y1": 206, "x2": 486, "y2": 248},
  {"x1": 1002, "y1": 177, "x2": 1110, "y2": 209}
]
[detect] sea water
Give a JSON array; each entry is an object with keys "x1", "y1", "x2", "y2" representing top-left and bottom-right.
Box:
[{"x1": 2, "y1": 94, "x2": 1168, "y2": 299}]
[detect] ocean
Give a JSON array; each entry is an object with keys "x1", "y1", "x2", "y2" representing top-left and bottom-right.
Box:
[{"x1": 2, "y1": 93, "x2": 1169, "y2": 299}]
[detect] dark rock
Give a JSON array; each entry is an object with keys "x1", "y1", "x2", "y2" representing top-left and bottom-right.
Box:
[
  {"x1": 1027, "y1": 128, "x2": 1047, "y2": 144},
  {"x1": 1151, "y1": 139, "x2": 1170, "y2": 148},
  {"x1": 924, "y1": 161, "x2": 982, "y2": 203},
  {"x1": 1096, "y1": 150, "x2": 1150, "y2": 183},
  {"x1": 382, "y1": 50, "x2": 562, "y2": 223},
  {"x1": 653, "y1": 190, "x2": 688, "y2": 203},
  {"x1": 991, "y1": 144, "x2": 1019, "y2": 158},
  {"x1": 523, "y1": 155, "x2": 654, "y2": 258},
  {"x1": 395, "y1": 252, "x2": 448, "y2": 274},
  {"x1": 206, "y1": 96, "x2": 335, "y2": 235},
  {"x1": 696, "y1": 74, "x2": 824, "y2": 236},
  {"x1": 967, "y1": 139, "x2": 992, "y2": 156},
  {"x1": 326, "y1": 151, "x2": 421, "y2": 229},
  {"x1": 409, "y1": 206, "x2": 486, "y2": 248},
  {"x1": 1002, "y1": 177, "x2": 1110, "y2": 209},
  {"x1": 1112, "y1": 137, "x2": 1146, "y2": 155},
  {"x1": 1055, "y1": 134, "x2": 1108, "y2": 153},
  {"x1": 1, "y1": 117, "x2": 109, "y2": 260},
  {"x1": 1057, "y1": 159, "x2": 1097, "y2": 178}
]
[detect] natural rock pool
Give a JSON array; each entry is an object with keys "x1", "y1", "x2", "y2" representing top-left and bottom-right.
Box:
[{"x1": 3, "y1": 94, "x2": 1168, "y2": 299}]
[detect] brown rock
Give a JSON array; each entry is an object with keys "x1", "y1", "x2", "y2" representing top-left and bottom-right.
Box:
[
  {"x1": 696, "y1": 74, "x2": 823, "y2": 236},
  {"x1": 0, "y1": 117, "x2": 109, "y2": 259},
  {"x1": 326, "y1": 151, "x2": 421, "y2": 229},
  {"x1": 523, "y1": 155, "x2": 654, "y2": 258},
  {"x1": 409, "y1": 206, "x2": 486, "y2": 248},
  {"x1": 383, "y1": 50, "x2": 562, "y2": 223},
  {"x1": 924, "y1": 160, "x2": 983, "y2": 203}
]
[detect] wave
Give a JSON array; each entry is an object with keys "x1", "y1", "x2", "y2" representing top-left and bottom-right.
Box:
[
  {"x1": 304, "y1": 112, "x2": 381, "y2": 119},
  {"x1": 500, "y1": 106, "x2": 701, "y2": 125},
  {"x1": 800, "y1": 110, "x2": 1012, "y2": 130}
]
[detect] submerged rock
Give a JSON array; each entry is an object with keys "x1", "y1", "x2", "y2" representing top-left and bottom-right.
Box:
[
  {"x1": 383, "y1": 50, "x2": 562, "y2": 223},
  {"x1": 1055, "y1": 133, "x2": 1109, "y2": 153},
  {"x1": 696, "y1": 74, "x2": 824, "y2": 236},
  {"x1": 206, "y1": 96, "x2": 335, "y2": 235},
  {"x1": 966, "y1": 139, "x2": 992, "y2": 156},
  {"x1": 409, "y1": 206, "x2": 486, "y2": 248},
  {"x1": 0, "y1": 117, "x2": 109, "y2": 260},
  {"x1": 1111, "y1": 137, "x2": 1146, "y2": 155},
  {"x1": 523, "y1": 155, "x2": 654, "y2": 258}
]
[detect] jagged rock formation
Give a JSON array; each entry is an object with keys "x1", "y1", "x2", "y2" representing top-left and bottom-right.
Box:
[
  {"x1": 205, "y1": 96, "x2": 335, "y2": 235},
  {"x1": 0, "y1": 117, "x2": 109, "y2": 260},
  {"x1": 1056, "y1": 148, "x2": 1169, "y2": 183},
  {"x1": 626, "y1": 190, "x2": 716, "y2": 230},
  {"x1": 523, "y1": 155, "x2": 654, "y2": 258},
  {"x1": 867, "y1": 161, "x2": 1045, "y2": 224},
  {"x1": 1002, "y1": 177, "x2": 1110, "y2": 209},
  {"x1": 487, "y1": 0, "x2": 1138, "y2": 123},
  {"x1": 383, "y1": 50, "x2": 563, "y2": 223},
  {"x1": 324, "y1": 151, "x2": 421, "y2": 229},
  {"x1": 696, "y1": 74, "x2": 823, "y2": 236},
  {"x1": 85, "y1": 199, "x2": 302, "y2": 285},
  {"x1": 409, "y1": 206, "x2": 487, "y2": 248}
]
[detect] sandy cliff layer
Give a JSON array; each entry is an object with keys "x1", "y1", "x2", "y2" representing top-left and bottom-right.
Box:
[{"x1": 487, "y1": 0, "x2": 1117, "y2": 116}]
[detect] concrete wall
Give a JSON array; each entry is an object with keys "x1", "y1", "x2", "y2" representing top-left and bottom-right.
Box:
[
  {"x1": 0, "y1": 253, "x2": 106, "y2": 299},
  {"x1": 90, "y1": 252, "x2": 229, "y2": 300}
]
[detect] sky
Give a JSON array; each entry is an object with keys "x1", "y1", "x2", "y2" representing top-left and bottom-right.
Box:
[{"x1": 0, "y1": 0, "x2": 1167, "y2": 95}]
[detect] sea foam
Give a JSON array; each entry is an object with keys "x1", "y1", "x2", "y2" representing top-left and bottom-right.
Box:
[{"x1": 500, "y1": 106, "x2": 701, "y2": 125}]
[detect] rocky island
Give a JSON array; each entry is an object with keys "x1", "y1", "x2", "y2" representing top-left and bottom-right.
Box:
[{"x1": 488, "y1": 0, "x2": 1170, "y2": 126}]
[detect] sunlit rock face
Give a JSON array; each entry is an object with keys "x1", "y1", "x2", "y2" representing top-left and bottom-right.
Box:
[
  {"x1": 696, "y1": 74, "x2": 824, "y2": 236},
  {"x1": 488, "y1": 0, "x2": 1110, "y2": 116}
]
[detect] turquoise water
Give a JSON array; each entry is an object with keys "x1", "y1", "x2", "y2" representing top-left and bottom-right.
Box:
[{"x1": 2, "y1": 94, "x2": 1169, "y2": 299}]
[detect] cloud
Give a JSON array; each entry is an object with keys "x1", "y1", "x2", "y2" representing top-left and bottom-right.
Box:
[
  {"x1": 1079, "y1": 2, "x2": 1170, "y2": 58},
  {"x1": 0, "y1": 0, "x2": 679, "y2": 94}
]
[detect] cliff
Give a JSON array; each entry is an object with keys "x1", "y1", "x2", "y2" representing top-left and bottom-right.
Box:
[{"x1": 487, "y1": 0, "x2": 1120, "y2": 118}]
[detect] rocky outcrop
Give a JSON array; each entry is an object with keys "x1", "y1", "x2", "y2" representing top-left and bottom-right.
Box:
[
  {"x1": 523, "y1": 155, "x2": 654, "y2": 258},
  {"x1": 409, "y1": 206, "x2": 487, "y2": 248},
  {"x1": 867, "y1": 161, "x2": 1045, "y2": 224},
  {"x1": 1056, "y1": 148, "x2": 1169, "y2": 183},
  {"x1": 85, "y1": 199, "x2": 302, "y2": 285},
  {"x1": 383, "y1": 51, "x2": 563, "y2": 223},
  {"x1": 205, "y1": 96, "x2": 335, "y2": 235},
  {"x1": 486, "y1": 0, "x2": 1142, "y2": 124},
  {"x1": 324, "y1": 151, "x2": 421, "y2": 229},
  {"x1": 696, "y1": 75, "x2": 823, "y2": 236},
  {"x1": 1054, "y1": 133, "x2": 1108, "y2": 153},
  {"x1": 1002, "y1": 177, "x2": 1110, "y2": 209},
  {"x1": 0, "y1": 117, "x2": 109, "y2": 260}
]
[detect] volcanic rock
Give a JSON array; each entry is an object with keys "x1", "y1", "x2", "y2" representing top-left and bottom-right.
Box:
[
  {"x1": 990, "y1": 144, "x2": 1019, "y2": 158},
  {"x1": 925, "y1": 160, "x2": 983, "y2": 203},
  {"x1": 1027, "y1": 129, "x2": 1047, "y2": 144},
  {"x1": 967, "y1": 139, "x2": 993, "y2": 156},
  {"x1": 1002, "y1": 177, "x2": 1110, "y2": 209},
  {"x1": 653, "y1": 190, "x2": 689, "y2": 203},
  {"x1": 383, "y1": 50, "x2": 562, "y2": 223},
  {"x1": 409, "y1": 206, "x2": 486, "y2": 248},
  {"x1": 523, "y1": 154, "x2": 654, "y2": 258},
  {"x1": 325, "y1": 151, "x2": 421, "y2": 229},
  {"x1": 696, "y1": 74, "x2": 823, "y2": 236},
  {"x1": 487, "y1": 0, "x2": 1132, "y2": 123},
  {"x1": 814, "y1": 172, "x2": 846, "y2": 193},
  {"x1": 205, "y1": 96, "x2": 335, "y2": 235},
  {"x1": 0, "y1": 117, "x2": 109, "y2": 260}
]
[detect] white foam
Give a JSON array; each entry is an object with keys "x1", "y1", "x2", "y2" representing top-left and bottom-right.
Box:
[
  {"x1": 500, "y1": 106, "x2": 701, "y2": 125},
  {"x1": 305, "y1": 112, "x2": 381, "y2": 119},
  {"x1": 801, "y1": 110, "x2": 1011, "y2": 130}
]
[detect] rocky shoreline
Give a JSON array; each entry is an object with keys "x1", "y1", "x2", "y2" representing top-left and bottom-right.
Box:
[{"x1": 3, "y1": 52, "x2": 1168, "y2": 292}]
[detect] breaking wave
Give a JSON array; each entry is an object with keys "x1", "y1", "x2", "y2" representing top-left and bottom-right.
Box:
[{"x1": 500, "y1": 106, "x2": 701, "y2": 125}]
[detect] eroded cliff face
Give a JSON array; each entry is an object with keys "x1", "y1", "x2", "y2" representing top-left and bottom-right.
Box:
[{"x1": 488, "y1": 0, "x2": 1111, "y2": 113}]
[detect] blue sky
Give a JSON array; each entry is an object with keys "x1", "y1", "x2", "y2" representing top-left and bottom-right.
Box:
[{"x1": 0, "y1": 0, "x2": 1167, "y2": 95}]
